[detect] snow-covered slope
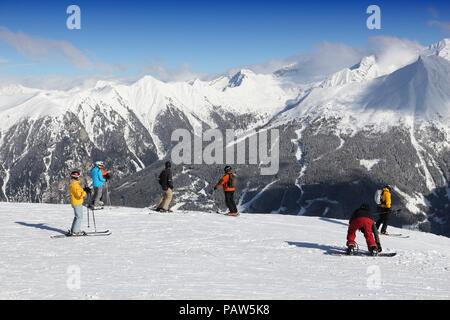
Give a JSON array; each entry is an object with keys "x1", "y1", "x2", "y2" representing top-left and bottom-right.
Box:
[
  {"x1": 363, "y1": 55, "x2": 450, "y2": 119},
  {"x1": 276, "y1": 55, "x2": 450, "y2": 129},
  {"x1": 316, "y1": 38, "x2": 449, "y2": 90},
  {"x1": 1, "y1": 202, "x2": 450, "y2": 299}
]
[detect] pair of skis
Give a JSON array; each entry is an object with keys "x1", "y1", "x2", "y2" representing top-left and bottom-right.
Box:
[
  {"x1": 381, "y1": 233, "x2": 410, "y2": 239},
  {"x1": 215, "y1": 211, "x2": 240, "y2": 217},
  {"x1": 51, "y1": 230, "x2": 111, "y2": 239}
]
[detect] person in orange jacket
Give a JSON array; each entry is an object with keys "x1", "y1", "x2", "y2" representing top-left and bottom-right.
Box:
[
  {"x1": 100, "y1": 165, "x2": 111, "y2": 206},
  {"x1": 69, "y1": 170, "x2": 87, "y2": 236},
  {"x1": 214, "y1": 166, "x2": 238, "y2": 216}
]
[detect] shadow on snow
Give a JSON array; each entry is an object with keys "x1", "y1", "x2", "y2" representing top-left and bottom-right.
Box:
[
  {"x1": 15, "y1": 221, "x2": 67, "y2": 235},
  {"x1": 286, "y1": 241, "x2": 346, "y2": 256}
]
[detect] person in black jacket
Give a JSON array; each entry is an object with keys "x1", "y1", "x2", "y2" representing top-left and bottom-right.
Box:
[
  {"x1": 346, "y1": 203, "x2": 382, "y2": 256},
  {"x1": 156, "y1": 161, "x2": 174, "y2": 212}
]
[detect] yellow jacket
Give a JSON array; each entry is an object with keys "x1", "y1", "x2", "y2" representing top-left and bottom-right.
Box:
[
  {"x1": 69, "y1": 180, "x2": 87, "y2": 206},
  {"x1": 381, "y1": 188, "x2": 391, "y2": 209}
]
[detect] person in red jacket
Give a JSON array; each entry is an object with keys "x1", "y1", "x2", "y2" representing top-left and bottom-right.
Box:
[
  {"x1": 101, "y1": 167, "x2": 110, "y2": 180},
  {"x1": 214, "y1": 166, "x2": 238, "y2": 216},
  {"x1": 346, "y1": 203, "x2": 382, "y2": 256}
]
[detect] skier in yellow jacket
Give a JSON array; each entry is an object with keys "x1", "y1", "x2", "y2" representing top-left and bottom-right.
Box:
[
  {"x1": 69, "y1": 170, "x2": 87, "y2": 236},
  {"x1": 376, "y1": 185, "x2": 392, "y2": 234}
]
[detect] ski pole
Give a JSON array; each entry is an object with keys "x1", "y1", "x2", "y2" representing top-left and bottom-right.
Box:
[
  {"x1": 106, "y1": 182, "x2": 112, "y2": 207},
  {"x1": 92, "y1": 208, "x2": 97, "y2": 232},
  {"x1": 105, "y1": 182, "x2": 109, "y2": 207},
  {"x1": 87, "y1": 207, "x2": 90, "y2": 228},
  {"x1": 211, "y1": 189, "x2": 220, "y2": 213},
  {"x1": 87, "y1": 192, "x2": 91, "y2": 228}
]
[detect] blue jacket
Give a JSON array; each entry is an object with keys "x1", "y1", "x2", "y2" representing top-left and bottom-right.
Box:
[{"x1": 91, "y1": 166, "x2": 106, "y2": 188}]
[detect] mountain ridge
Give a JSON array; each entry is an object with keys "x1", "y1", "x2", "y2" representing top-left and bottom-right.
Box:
[{"x1": 1, "y1": 39, "x2": 450, "y2": 237}]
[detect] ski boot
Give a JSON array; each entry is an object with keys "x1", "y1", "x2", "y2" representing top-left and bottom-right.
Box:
[
  {"x1": 346, "y1": 244, "x2": 356, "y2": 255},
  {"x1": 66, "y1": 230, "x2": 87, "y2": 237},
  {"x1": 376, "y1": 243, "x2": 383, "y2": 253},
  {"x1": 88, "y1": 204, "x2": 103, "y2": 210},
  {"x1": 369, "y1": 246, "x2": 379, "y2": 256}
]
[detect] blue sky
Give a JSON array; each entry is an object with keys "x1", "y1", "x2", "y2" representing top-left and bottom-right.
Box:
[{"x1": 0, "y1": 0, "x2": 449, "y2": 84}]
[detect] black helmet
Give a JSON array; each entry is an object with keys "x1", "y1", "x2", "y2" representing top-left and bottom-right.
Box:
[
  {"x1": 360, "y1": 203, "x2": 370, "y2": 210},
  {"x1": 165, "y1": 161, "x2": 171, "y2": 169},
  {"x1": 224, "y1": 165, "x2": 232, "y2": 173},
  {"x1": 384, "y1": 185, "x2": 392, "y2": 191}
]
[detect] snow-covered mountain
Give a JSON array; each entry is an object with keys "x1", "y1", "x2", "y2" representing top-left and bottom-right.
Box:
[
  {"x1": 1, "y1": 39, "x2": 450, "y2": 237},
  {"x1": 319, "y1": 55, "x2": 381, "y2": 88},
  {"x1": 3, "y1": 202, "x2": 450, "y2": 299},
  {"x1": 0, "y1": 70, "x2": 294, "y2": 203},
  {"x1": 425, "y1": 38, "x2": 450, "y2": 61}
]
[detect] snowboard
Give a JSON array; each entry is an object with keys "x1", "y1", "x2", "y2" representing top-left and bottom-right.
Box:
[{"x1": 327, "y1": 249, "x2": 397, "y2": 257}]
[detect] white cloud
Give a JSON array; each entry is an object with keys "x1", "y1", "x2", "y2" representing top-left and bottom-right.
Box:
[
  {"x1": 0, "y1": 57, "x2": 8, "y2": 64},
  {"x1": 0, "y1": 35, "x2": 438, "y2": 90},
  {"x1": 427, "y1": 6, "x2": 450, "y2": 33},
  {"x1": 429, "y1": 20, "x2": 450, "y2": 33},
  {"x1": 232, "y1": 42, "x2": 364, "y2": 84},
  {"x1": 428, "y1": 6, "x2": 440, "y2": 19},
  {"x1": 236, "y1": 42, "x2": 363, "y2": 82},
  {"x1": 0, "y1": 74, "x2": 116, "y2": 91},
  {"x1": 291, "y1": 42, "x2": 365, "y2": 82},
  {"x1": 0, "y1": 26, "x2": 93, "y2": 69},
  {"x1": 235, "y1": 36, "x2": 425, "y2": 84},
  {"x1": 139, "y1": 63, "x2": 208, "y2": 82},
  {"x1": 367, "y1": 36, "x2": 424, "y2": 74}
]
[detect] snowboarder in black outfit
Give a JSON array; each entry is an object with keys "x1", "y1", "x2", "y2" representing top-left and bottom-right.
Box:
[{"x1": 156, "y1": 161, "x2": 174, "y2": 212}]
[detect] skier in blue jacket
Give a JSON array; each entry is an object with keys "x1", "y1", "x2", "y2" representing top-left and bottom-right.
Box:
[{"x1": 90, "y1": 161, "x2": 106, "y2": 209}]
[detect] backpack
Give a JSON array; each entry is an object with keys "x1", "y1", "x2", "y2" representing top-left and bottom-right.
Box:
[
  {"x1": 227, "y1": 173, "x2": 236, "y2": 188},
  {"x1": 374, "y1": 189, "x2": 382, "y2": 205}
]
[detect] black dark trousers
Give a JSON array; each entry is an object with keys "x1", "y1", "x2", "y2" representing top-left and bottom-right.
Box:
[
  {"x1": 224, "y1": 191, "x2": 238, "y2": 213},
  {"x1": 376, "y1": 207, "x2": 390, "y2": 233},
  {"x1": 372, "y1": 222, "x2": 382, "y2": 250}
]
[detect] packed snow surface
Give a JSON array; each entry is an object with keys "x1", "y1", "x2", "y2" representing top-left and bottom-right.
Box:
[{"x1": 1, "y1": 203, "x2": 450, "y2": 300}]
